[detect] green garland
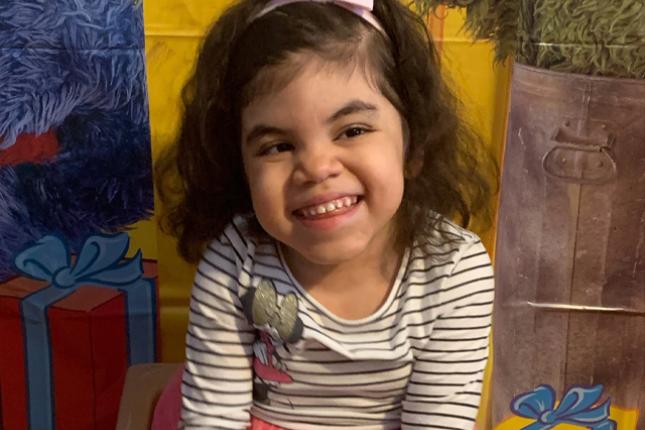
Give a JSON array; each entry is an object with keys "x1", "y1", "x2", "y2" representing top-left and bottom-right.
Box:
[{"x1": 413, "y1": 0, "x2": 645, "y2": 79}]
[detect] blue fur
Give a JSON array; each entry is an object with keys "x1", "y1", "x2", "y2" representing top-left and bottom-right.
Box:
[{"x1": 0, "y1": 0, "x2": 153, "y2": 280}]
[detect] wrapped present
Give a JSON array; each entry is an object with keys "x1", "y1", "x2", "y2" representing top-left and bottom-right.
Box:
[
  {"x1": 0, "y1": 233, "x2": 158, "y2": 430},
  {"x1": 495, "y1": 383, "x2": 639, "y2": 430}
]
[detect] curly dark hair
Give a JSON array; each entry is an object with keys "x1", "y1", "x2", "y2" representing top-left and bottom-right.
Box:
[{"x1": 156, "y1": 0, "x2": 498, "y2": 263}]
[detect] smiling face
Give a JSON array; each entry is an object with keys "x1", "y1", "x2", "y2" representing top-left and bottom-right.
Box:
[{"x1": 241, "y1": 56, "x2": 406, "y2": 270}]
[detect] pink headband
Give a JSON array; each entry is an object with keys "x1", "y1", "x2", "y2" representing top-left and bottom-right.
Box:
[{"x1": 252, "y1": 0, "x2": 386, "y2": 35}]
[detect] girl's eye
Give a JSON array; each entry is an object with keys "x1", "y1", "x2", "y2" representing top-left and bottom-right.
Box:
[
  {"x1": 260, "y1": 142, "x2": 293, "y2": 156},
  {"x1": 340, "y1": 126, "x2": 369, "y2": 139}
]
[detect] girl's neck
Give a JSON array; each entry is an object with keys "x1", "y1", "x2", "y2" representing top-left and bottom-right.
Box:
[{"x1": 280, "y1": 228, "x2": 404, "y2": 320}]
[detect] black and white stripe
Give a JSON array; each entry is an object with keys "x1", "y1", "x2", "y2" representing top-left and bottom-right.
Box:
[{"x1": 181, "y1": 216, "x2": 493, "y2": 430}]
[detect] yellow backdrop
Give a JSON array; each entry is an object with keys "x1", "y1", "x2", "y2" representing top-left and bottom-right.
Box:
[{"x1": 140, "y1": 2, "x2": 510, "y2": 429}]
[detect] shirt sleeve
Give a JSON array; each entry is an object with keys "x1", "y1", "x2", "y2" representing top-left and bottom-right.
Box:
[
  {"x1": 401, "y1": 238, "x2": 494, "y2": 430},
  {"x1": 180, "y1": 229, "x2": 256, "y2": 430}
]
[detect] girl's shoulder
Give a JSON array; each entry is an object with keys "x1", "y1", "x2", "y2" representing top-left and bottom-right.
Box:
[
  {"x1": 422, "y1": 213, "x2": 482, "y2": 247},
  {"x1": 196, "y1": 215, "x2": 279, "y2": 295},
  {"x1": 201, "y1": 214, "x2": 263, "y2": 267},
  {"x1": 403, "y1": 217, "x2": 493, "y2": 311},
  {"x1": 437, "y1": 212, "x2": 479, "y2": 240},
  {"x1": 410, "y1": 214, "x2": 489, "y2": 270}
]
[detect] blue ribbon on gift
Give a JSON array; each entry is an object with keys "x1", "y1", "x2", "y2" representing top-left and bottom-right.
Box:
[
  {"x1": 14, "y1": 233, "x2": 157, "y2": 430},
  {"x1": 511, "y1": 384, "x2": 617, "y2": 430}
]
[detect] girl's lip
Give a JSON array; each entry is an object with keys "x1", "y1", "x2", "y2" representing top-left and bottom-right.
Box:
[
  {"x1": 292, "y1": 193, "x2": 361, "y2": 213},
  {"x1": 294, "y1": 195, "x2": 360, "y2": 218},
  {"x1": 294, "y1": 199, "x2": 361, "y2": 231}
]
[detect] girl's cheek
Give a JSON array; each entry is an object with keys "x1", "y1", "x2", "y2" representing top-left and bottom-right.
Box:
[{"x1": 250, "y1": 168, "x2": 287, "y2": 205}]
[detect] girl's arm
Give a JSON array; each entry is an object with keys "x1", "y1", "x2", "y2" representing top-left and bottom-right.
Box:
[
  {"x1": 180, "y1": 232, "x2": 256, "y2": 429},
  {"x1": 401, "y1": 239, "x2": 494, "y2": 430}
]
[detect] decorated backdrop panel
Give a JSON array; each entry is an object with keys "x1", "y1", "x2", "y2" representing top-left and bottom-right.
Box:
[{"x1": 0, "y1": 1, "x2": 157, "y2": 429}]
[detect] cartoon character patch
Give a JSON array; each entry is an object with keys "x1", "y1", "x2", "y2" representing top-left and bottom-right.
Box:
[{"x1": 241, "y1": 279, "x2": 303, "y2": 402}]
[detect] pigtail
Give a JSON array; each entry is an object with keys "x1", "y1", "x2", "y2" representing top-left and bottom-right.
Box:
[
  {"x1": 156, "y1": 1, "x2": 266, "y2": 263},
  {"x1": 373, "y1": 0, "x2": 498, "y2": 247}
]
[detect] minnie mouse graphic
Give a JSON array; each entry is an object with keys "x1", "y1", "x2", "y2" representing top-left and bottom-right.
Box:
[{"x1": 242, "y1": 279, "x2": 304, "y2": 402}]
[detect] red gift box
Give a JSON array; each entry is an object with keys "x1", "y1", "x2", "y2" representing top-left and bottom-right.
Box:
[{"x1": 0, "y1": 255, "x2": 158, "y2": 430}]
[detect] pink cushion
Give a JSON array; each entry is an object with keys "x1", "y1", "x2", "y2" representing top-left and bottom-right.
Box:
[{"x1": 151, "y1": 365, "x2": 184, "y2": 430}]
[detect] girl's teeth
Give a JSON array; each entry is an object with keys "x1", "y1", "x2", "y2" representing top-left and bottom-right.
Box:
[{"x1": 300, "y1": 196, "x2": 359, "y2": 218}]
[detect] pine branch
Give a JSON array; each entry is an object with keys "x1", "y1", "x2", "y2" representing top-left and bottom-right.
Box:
[{"x1": 411, "y1": 0, "x2": 519, "y2": 62}]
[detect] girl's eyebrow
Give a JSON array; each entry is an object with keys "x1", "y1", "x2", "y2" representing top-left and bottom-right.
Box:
[
  {"x1": 244, "y1": 99, "x2": 378, "y2": 146},
  {"x1": 245, "y1": 125, "x2": 284, "y2": 146},
  {"x1": 326, "y1": 99, "x2": 378, "y2": 124}
]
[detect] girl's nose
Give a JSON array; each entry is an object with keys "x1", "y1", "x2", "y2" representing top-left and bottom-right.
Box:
[{"x1": 292, "y1": 145, "x2": 342, "y2": 185}]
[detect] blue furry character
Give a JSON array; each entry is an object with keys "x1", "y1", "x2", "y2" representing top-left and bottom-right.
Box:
[{"x1": 0, "y1": 0, "x2": 153, "y2": 280}]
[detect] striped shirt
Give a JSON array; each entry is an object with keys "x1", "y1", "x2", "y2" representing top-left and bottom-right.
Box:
[{"x1": 181, "y1": 216, "x2": 494, "y2": 430}]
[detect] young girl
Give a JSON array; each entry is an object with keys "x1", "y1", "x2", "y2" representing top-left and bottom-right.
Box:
[{"x1": 157, "y1": 0, "x2": 497, "y2": 428}]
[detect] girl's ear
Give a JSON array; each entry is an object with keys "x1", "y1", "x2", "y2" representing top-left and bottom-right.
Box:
[
  {"x1": 401, "y1": 119, "x2": 422, "y2": 179},
  {"x1": 405, "y1": 148, "x2": 424, "y2": 179}
]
